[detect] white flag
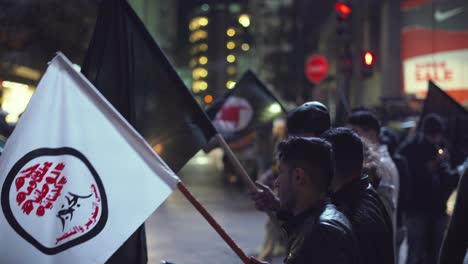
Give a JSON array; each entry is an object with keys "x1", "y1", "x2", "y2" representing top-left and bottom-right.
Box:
[{"x1": 0, "y1": 53, "x2": 180, "y2": 264}]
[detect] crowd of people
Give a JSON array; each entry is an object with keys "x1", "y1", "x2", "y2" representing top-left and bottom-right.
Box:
[{"x1": 246, "y1": 101, "x2": 467, "y2": 264}]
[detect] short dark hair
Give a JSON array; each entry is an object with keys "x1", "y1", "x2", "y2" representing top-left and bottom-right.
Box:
[
  {"x1": 287, "y1": 101, "x2": 331, "y2": 136},
  {"x1": 277, "y1": 137, "x2": 334, "y2": 192},
  {"x1": 421, "y1": 113, "x2": 445, "y2": 135},
  {"x1": 347, "y1": 110, "x2": 381, "y2": 134},
  {"x1": 322, "y1": 127, "x2": 363, "y2": 177}
]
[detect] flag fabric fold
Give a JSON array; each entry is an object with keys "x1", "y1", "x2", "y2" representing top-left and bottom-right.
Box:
[
  {"x1": 420, "y1": 81, "x2": 468, "y2": 165},
  {"x1": 0, "y1": 53, "x2": 179, "y2": 264},
  {"x1": 81, "y1": 0, "x2": 216, "y2": 172}
]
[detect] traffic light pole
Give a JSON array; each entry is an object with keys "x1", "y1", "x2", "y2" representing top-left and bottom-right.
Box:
[
  {"x1": 335, "y1": 67, "x2": 351, "y2": 125},
  {"x1": 334, "y1": 0, "x2": 353, "y2": 125}
]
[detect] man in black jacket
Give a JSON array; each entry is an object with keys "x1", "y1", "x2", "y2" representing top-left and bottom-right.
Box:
[
  {"x1": 250, "y1": 137, "x2": 359, "y2": 264},
  {"x1": 323, "y1": 127, "x2": 395, "y2": 264},
  {"x1": 399, "y1": 114, "x2": 459, "y2": 264},
  {"x1": 254, "y1": 101, "x2": 332, "y2": 261}
]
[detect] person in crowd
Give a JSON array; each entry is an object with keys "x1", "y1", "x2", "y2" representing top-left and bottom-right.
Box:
[
  {"x1": 323, "y1": 127, "x2": 394, "y2": 264},
  {"x1": 254, "y1": 101, "x2": 331, "y2": 261},
  {"x1": 398, "y1": 113, "x2": 459, "y2": 264},
  {"x1": 347, "y1": 109, "x2": 399, "y2": 255},
  {"x1": 380, "y1": 127, "x2": 411, "y2": 252},
  {"x1": 285, "y1": 101, "x2": 331, "y2": 137},
  {"x1": 250, "y1": 137, "x2": 359, "y2": 264},
  {"x1": 439, "y1": 168, "x2": 468, "y2": 264}
]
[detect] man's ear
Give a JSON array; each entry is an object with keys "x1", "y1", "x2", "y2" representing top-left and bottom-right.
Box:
[{"x1": 293, "y1": 167, "x2": 306, "y2": 184}]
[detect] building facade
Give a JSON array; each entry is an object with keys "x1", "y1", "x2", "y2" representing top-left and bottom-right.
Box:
[{"x1": 186, "y1": 2, "x2": 253, "y2": 106}]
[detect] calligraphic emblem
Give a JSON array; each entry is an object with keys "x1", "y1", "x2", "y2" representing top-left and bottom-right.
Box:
[{"x1": 1, "y1": 148, "x2": 108, "y2": 254}]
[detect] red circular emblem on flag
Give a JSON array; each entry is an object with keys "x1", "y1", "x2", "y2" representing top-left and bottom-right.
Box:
[
  {"x1": 1, "y1": 148, "x2": 108, "y2": 255},
  {"x1": 213, "y1": 96, "x2": 253, "y2": 133}
]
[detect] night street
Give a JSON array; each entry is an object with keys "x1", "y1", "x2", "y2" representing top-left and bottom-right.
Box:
[
  {"x1": 145, "y1": 151, "x2": 467, "y2": 264},
  {"x1": 1, "y1": 0, "x2": 468, "y2": 263}
]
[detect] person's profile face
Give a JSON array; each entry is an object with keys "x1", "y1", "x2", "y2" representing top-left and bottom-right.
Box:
[{"x1": 275, "y1": 160, "x2": 296, "y2": 213}]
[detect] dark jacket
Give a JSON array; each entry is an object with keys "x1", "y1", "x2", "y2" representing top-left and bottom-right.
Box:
[
  {"x1": 393, "y1": 154, "x2": 410, "y2": 224},
  {"x1": 439, "y1": 170, "x2": 468, "y2": 264},
  {"x1": 281, "y1": 203, "x2": 359, "y2": 264},
  {"x1": 332, "y1": 177, "x2": 395, "y2": 264},
  {"x1": 398, "y1": 136, "x2": 458, "y2": 214}
]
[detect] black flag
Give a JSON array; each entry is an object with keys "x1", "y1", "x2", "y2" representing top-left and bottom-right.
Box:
[
  {"x1": 206, "y1": 70, "x2": 286, "y2": 143},
  {"x1": 81, "y1": 0, "x2": 216, "y2": 263},
  {"x1": 81, "y1": 0, "x2": 216, "y2": 172},
  {"x1": 420, "y1": 81, "x2": 468, "y2": 165}
]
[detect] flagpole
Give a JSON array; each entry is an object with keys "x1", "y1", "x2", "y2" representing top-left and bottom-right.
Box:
[
  {"x1": 215, "y1": 133, "x2": 283, "y2": 229},
  {"x1": 215, "y1": 134, "x2": 257, "y2": 191},
  {"x1": 177, "y1": 182, "x2": 250, "y2": 264}
]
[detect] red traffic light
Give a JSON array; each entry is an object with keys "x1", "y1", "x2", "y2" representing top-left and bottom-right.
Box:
[
  {"x1": 363, "y1": 51, "x2": 374, "y2": 66},
  {"x1": 335, "y1": 2, "x2": 352, "y2": 19}
]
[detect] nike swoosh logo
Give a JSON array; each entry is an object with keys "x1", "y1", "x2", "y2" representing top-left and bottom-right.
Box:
[{"x1": 434, "y1": 7, "x2": 464, "y2": 22}]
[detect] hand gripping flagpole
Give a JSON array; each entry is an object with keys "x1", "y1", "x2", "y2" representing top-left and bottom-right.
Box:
[
  {"x1": 215, "y1": 134, "x2": 257, "y2": 191},
  {"x1": 215, "y1": 133, "x2": 282, "y2": 229},
  {"x1": 176, "y1": 182, "x2": 250, "y2": 264}
]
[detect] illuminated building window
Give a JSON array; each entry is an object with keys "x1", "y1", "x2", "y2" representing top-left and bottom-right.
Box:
[
  {"x1": 191, "y1": 43, "x2": 209, "y2": 55},
  {"x1": 189, "y1": 16, "x2": 209, "y2": 31},
  {"x1": 226, "y1": 80, "x2": 236, "y2": 89},
  {"x1": 192, "y1": 82, "x2": 200, "y2": 93},
  {"x1": 226, "y1": 41, "x2": 236, "y2": 50},
  {"x1": 192, "y1": 67, "x2": 208, "y2": 80},
  {"x1": 227, "y1": 66, "x2": 237, "y2": 75},
  {"x1": 199, "y1": 81, "x2": 208, "y2": 90},
  {"x1": 238, "y1": 14, "x2": 250, "y2": 27},
  {"x1": 241, "y1": 43, "x2": 250, "y2": 51},
  {"x1": 226, "y1": 28, "x2": 236, "y2": 37},
  {"x1": 226, "y1": 54, "x2": 236, "y2": 63},
  {"x1": 199, "y1": 17, "x2": 209, "y2": 26},
  {"x1": 199, "y1": 43, "x2": 208, "y2": 52},
  {"x1": 189, "y1": 30, "x2": 208, "y2": 43},
  {"x1": 192, "y1": 80, "x2": 208, "y2": 92},
  {"x1": 198, "y1": 56, "x2": 208, "y2": 65},
  {"x1": 204, "y1": 95, "x2": 213, "y2": 104}
]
